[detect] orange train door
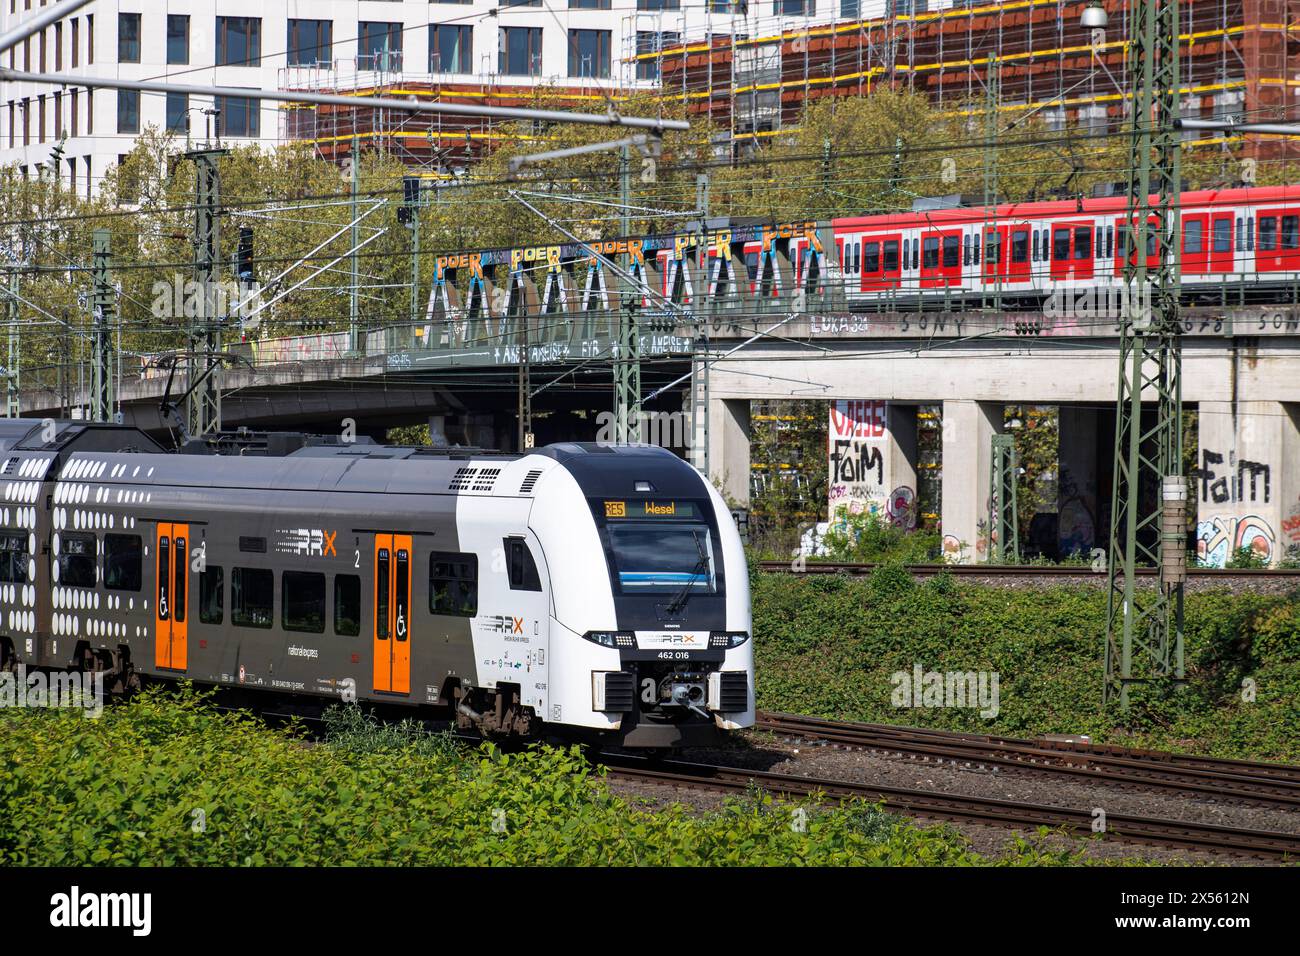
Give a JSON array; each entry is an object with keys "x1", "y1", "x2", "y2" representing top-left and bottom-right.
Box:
[
  {"x1": 373, "y1": 534, "x2": 411, "y2": 695},
  {"x1": 154, "y1": 522, "x2": 189, "y2": 671}
]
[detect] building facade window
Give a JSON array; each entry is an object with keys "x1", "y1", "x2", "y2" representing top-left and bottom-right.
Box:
[
  {"x1": 430, "y1": 24, "x2": 471, "y2": 73},
  {"x1": 635, "y1": 31, "x2": 678, "y2": 81},
  {"x1": 166, "y1": 91, "x2": 188, "y2": 132},
  {"x1": 167, "y1": 15, "x2": 189, "y2": 65},
  {"x1": 54, "y1": 22, "x2": 60, "y2": 69},
  {"x1": 358, "y1": 21, "x2": 402, "y2": 70},
  {"x1": 637, "y1": 0, "x2": 680, "y2": 9},
  {"x1": 287, "y1": 19, "x2": 332, "y2": 67},
  {"x1": 117, "y1": 89, "x2": 139, "y2": 134},
  {"x1": 569, "y1": 0, "x2": 611, "y2": 7},
  {"x1": 70, "y1": 18, "x2": 78, "y2": 68},
  {"x1": 216, "y1": 16, "x2": 261, "y2": 67},
  {"x1": 216, "y1": 94, "x2": 259, "y2": 137},
  {"x1": 118, "y1": 12, "x2": 140, "y2": 63},
  {"x1": 499, "y1": 27, "x2": 543, "y2": 76},
  {"x1": 568, "y1": 29, "x2": 610, "y2": 79}
]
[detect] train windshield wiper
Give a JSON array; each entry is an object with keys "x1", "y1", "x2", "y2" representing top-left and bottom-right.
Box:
[{"x1": 665, "y1": 530, "x2": 710, "y2": 614}]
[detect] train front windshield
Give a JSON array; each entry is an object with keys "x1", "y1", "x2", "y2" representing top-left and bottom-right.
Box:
[{"x1": 606, "y1": 523, "x2": 717, "y2": 595}]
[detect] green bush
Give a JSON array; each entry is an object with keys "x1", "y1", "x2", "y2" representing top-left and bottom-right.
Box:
[
  {"x1": 0, "y1": 687, "x2": 1091, "y2": 866},
  {"x1": 752, "y1": 570, "x2": 1300, "y2": 762},
  {"x1": 823, "y1": 512, "x2": 942, "y2": 563}
]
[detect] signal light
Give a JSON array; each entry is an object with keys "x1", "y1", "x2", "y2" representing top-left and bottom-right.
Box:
[{"x1": 236, "y1": 227, "x2": 255, "y2": 282}]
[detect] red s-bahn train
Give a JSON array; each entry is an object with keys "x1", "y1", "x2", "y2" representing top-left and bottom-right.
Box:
[{"x1": 650, "y1": 184, "x2": 1300, "y2": 309}]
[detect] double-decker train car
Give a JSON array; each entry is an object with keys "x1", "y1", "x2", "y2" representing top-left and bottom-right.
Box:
[{"x1": 0, "y1": 419, "x2": 753, "y2": 749}]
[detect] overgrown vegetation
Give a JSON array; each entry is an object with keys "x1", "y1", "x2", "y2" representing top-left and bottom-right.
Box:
[
  {"x1": 0, "y1": 687, "x2": 1097, "y2": 866},
  {"x1": 753, "y1": 568, "x2": 1300, "y2": 762},
  {"x1": 823, "y1": 512, "x2": 943, "y2": 564}
]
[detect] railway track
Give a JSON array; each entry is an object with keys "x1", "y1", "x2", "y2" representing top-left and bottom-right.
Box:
[
  {"x1": 756, "y1": 711, "x2": 1300, "y2": 810},
  {"x1": 757, "y1": 561, "x2": 1300, "y2": 583},
  {"x1": 598, "y1": 752, "x2": 1300, "y2": 861}
]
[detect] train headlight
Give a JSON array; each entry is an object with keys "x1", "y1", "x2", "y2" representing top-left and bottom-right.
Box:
[
  {"x1": 583, "y1": 630, "x2": 637, "y2": 649},
  {"x1": 709, "y1": 631, "x2": 751, "y2": 648}
]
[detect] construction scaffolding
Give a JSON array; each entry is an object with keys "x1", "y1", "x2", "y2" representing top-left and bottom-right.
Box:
[{"x1": 278, "y1": 59, "x2": 655, "y2": 170}]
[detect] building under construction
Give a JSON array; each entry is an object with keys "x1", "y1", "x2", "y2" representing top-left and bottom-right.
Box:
[
  {"x1": 276, "y1": 1, "x2": 1299, "y2": 170},
  {"x1": 279, "y1": 69, "x2": 646, "y2": 170},
  {"x1": 641, "y1": 0, "x2": 1294, "y2": 157}
]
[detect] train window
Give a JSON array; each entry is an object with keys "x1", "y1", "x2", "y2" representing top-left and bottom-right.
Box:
[
  {"x1": 231, "y1": 567, "x2": 274, "y2": 629},
  {"x1": 984, "y1": 233, "x2": 999, "y2": 264},
  {"x1": 282, "y1": 570, "x2": 325, "y2": 633},
  {"x1": 200, "y1": 565, "x2": 224, "y2": 625},
  {"x1": 922, "y1": 237, "x2": 939, "y2": 269},
  {"x1": 60, "y1": 533, "x2": 97, "y2": 589},
  {"x1": 963, "y1": 235, "x2": 971, "y2": 266},
  {"x1": 158, "y1": 536, "x2": 171, "y2": 620},
  {"x1": 103, "y1": 533, "x2": 141, "y2": 591},
  {"x1": 394, "y1": 549, "x2": 409, "y2": 642},
  {"x1": 376, "y1": 548, "x2": 390, "y2": 638},
  {"x1": 1282, "y1": 216, "x2": 1299, "y2": 250},
  {"x1": 942, "y1": 235, "x2": 959, "y2": 268},
  {"x1": 882, "y1": 240, "x2": 898, "y2": 271},
  {"x1": 972, "y1": 237, "x2": 980, "y2": 264},
  {"x1": 864, "y1": 242, "x2": 880, "y2": 273},
  {"x1": 505, "y1": 537, "x2": 542, "y2": 591},
  {"x1": 0, "y1": 532, "x2": 28, "y2": 583},
  {"x1": 852, "y1": 242, "x2": 861, "y2": 273},
  {"x1": 1032, "y1": 230, "x2": 1039, "y2": 261},
  {"x1": 1236, "y1": 217, "x2": 1244, "y2": 251},
  {"x1": 606, "y1": 523, "x2": 717, "y2": 596},
  {"x1": 334, "y1": 574, "x2": 360, "y2": 636},
  {"x1": 1214, "y1": 218, "x2": 1233, "y2": 253},
  {"x1": 912, "y1": 240, "x2": 919, "y2": 270},
  {"x1": 902, "y1": 238, "x2": 909, "y2": 269},
  {"x1": 1146, "y1": 230, "x2": 1156, "y2": 257},
  {"x1": 429, "y1": 551, "x2": 477, "y2": 617},
  {"x1": 1183, "y1": 220, "x2": 1202, "y2": 254},
  {"x1": 174, "y1": 535, "x2": 186, "y2": 624},
  {"x1": 1247, "y1": 217, "x2": 1254, "y2": 251},
  {"x1": 1094, "y1": 227, "x2": 1102, "y2": 257},
  {"x1": 1011, "y1": 230, "x2": 1029, "y2": 263},
  {"x1": 1052, "y1": 228, "x2": 1070, "y2": 261},
  {"x1": 744, "y1": 252, "x2": 758, "y2": 278},
  {"x1": 1259, "y1": 216, "x2": 1277, "y2": 251},
  {"x1": 1106, "y1": 225, "x2": 1114, "y2": 258}
]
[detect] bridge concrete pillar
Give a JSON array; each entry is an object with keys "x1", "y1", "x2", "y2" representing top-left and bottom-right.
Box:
[
  {"x1": 707, "y1": 398, "x2": 751, "y2": 509},
  {"x1": 461, "y1": 412, "x2": 496, "y2": 451},
  {"x1": 940, "y1": 400, "x2": 1003, "y2": 563},
  {"x1": 886, "y1": 404, "x2": 920, "y2": 529},
  {"x1": 1058, "y1": 407, "x2": 1102, "y2": 557},
  {"x1": 1195, "y1": 401, "x2": 1300, "y2": 566},
  {"x1": 428, "y1": 414, "x2": 450, "y2": 447}
]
